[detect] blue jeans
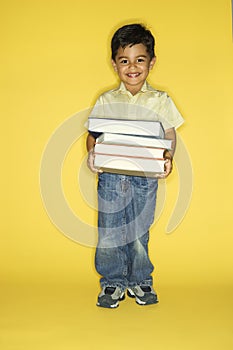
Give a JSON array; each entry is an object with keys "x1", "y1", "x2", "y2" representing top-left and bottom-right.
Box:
[{"x1": 95, "y1": 173, "x2": 158, "y2": 290}]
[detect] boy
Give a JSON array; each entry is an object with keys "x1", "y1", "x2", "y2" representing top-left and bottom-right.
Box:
[{"x1": 86, "y1": 24, "x2": 184, "y2": 308}]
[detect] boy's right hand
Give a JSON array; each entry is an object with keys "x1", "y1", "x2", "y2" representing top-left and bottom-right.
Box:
[{"x1": 87, "y1": 149, "x2": 103, "y2": 174}]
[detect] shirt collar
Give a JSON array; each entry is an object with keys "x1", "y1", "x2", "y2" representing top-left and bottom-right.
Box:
[{"x1": 113, "y1": 81, "x2": 152, "y2": 95}]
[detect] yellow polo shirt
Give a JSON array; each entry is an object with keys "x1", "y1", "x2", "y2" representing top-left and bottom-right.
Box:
[{"x1": 88, "y1": 81, "x2": 184, "y2": 130}]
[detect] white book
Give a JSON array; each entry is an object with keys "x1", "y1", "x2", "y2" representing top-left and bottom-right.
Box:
[
  {"x1": 95, "y1": 143, "x2": 165, "y2": 159},
  {"x1": 94, "y1": 153, "x2": 165, "y2": 175},
  {"x1": 96, "y1": 132, "x2": 172, "y2": 149},
  {"x1": 88, "y1": 117, "x2": 165, "y2": 138}
]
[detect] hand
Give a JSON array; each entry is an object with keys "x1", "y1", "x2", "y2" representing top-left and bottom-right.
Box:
[
  {"x1": 87, "y1": 149, "x2": 103, "y2": 174},
  {"x1": 163, "y1": 158, "x2": 173, "y2": 178},
  {"x1": 152, "y1": 158, "x2": 173, "y2": 179}
]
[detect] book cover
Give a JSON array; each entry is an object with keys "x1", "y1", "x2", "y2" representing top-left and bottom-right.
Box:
[
  {"x1": 94, "y1": 153, "x2": 165, "y2": 176},
  {"x1": 96, "y1": 132, "x2": 172, "y2": 149},
  {"x1": 88, "y1": 117, "x2": 165, "y2": 138},
  {"x1": 95, "y1": 143, "x2": 165, "y2": 159}
]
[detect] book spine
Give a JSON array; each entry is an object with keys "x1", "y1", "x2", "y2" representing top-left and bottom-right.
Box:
[
  {"x1": 94, "y1": 152, "x2": 165, "y2": 161},
  {"x1": 95, "y1": 143, "x2": 165, "y2": 151}
]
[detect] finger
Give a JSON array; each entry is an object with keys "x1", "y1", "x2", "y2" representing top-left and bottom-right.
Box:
[
  {"x1": 87, "y1": 163, "x2": 99, "y2": 174},
  {"x1": 91, "y1": 165, "x2": 103, "y2": 174},
  {"x1": 152, "y1": 173, "x2": 165, "y2": 179},
  {"x1": 91, "y1": 167, "x2": 100, "y2": 174}
]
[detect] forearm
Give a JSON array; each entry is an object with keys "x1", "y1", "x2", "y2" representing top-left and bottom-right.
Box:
[
  {"x1": 86, "y1": 133, "x2": 96, "y2": 152},
  {"x1": 164, "y1": 127, "x2": 176, "y2": 158},
  {"x1": 86, "y1": 133, "x2": 102, "y2": 174}
]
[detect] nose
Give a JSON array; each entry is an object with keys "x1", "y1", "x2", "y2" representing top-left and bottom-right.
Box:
[{"x1": 128, "y1": 62, "x2": 137, "y2": 70}]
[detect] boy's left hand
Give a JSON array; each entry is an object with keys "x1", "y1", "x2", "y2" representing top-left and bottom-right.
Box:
[
  {"x1": 163, "y1": 158, "x2": 173, "y2": 178},
  {"x1": 153, "y1": 158, "x2": 173, "y2": 179}
]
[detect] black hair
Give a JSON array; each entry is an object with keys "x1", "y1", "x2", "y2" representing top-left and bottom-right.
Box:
[{"x1": 111, "y1": 23, "x2": 155, "y2": 61}]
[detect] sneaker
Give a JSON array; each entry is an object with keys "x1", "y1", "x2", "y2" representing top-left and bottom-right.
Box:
[
  {"x1": 127, "y1": 285, "x2": 158, "y2": 305},
  {"x1": 97, "y1": 287, "x2": 125, "y2": 308}
]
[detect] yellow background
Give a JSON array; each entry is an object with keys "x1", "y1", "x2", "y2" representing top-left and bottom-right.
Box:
[{"x1": 1, "y1": 0, "x2": 233, "y2": 349}]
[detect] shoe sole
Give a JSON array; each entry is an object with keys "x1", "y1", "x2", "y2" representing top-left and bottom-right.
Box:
[
  {"x1": 135, "y1": 297, "x2": 159, "y2": 305},
  {"x1": 96, "y1": 292, "x2": 125, "y2": 308},
  {"x1": 96, "y1": 301, "x2": 119, "y2": 308}
]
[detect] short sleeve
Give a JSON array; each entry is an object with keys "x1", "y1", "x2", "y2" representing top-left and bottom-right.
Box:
[
  {"x1": 159, "y1": 95, "x2": 184, "y2": 130},
  {"x1": 84, "y1": 96, "x2": 104, "y2": 129},
  {"x1": 88, "y1": 96, "x2": 105, "y2": 119}
]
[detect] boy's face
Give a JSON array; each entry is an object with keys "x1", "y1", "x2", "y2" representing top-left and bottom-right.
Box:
[{"x1": 112, "y1": 43, "x2": 156, "y2": 95}]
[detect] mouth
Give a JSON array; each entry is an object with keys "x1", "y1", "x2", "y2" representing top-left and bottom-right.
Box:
[{"x1": 126, "y1": 73, "x2": 140, "y2": 78}]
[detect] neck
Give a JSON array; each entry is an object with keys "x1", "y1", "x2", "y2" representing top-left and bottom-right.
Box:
[{"x1": 125, "y1": 82, "x2": 144, "y2": 96}]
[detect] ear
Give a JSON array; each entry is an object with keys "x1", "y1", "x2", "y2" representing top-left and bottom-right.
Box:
[
  {"x1": 111, "y1": 59, "x2": 118, "y2": 72},
  {"x1": 149, "y1": 56, "x2": 156, "y2": 70}
]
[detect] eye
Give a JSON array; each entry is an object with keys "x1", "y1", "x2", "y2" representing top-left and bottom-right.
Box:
[
  {"x1": 120, "y1": 59, "x2": 128, "y2": 64},
  {"x1": 137, "y1": 58, "x2": 145, "y2": 63}
]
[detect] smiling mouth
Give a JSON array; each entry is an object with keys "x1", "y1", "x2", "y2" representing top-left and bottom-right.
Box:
[{"x1": 127, "y1": 73, "x2": 140, "y2": 78}]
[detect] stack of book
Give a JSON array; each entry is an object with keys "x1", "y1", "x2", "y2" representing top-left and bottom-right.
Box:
[{"x1": 88, "y1": 117, "x2": 171, "y2": 176}]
